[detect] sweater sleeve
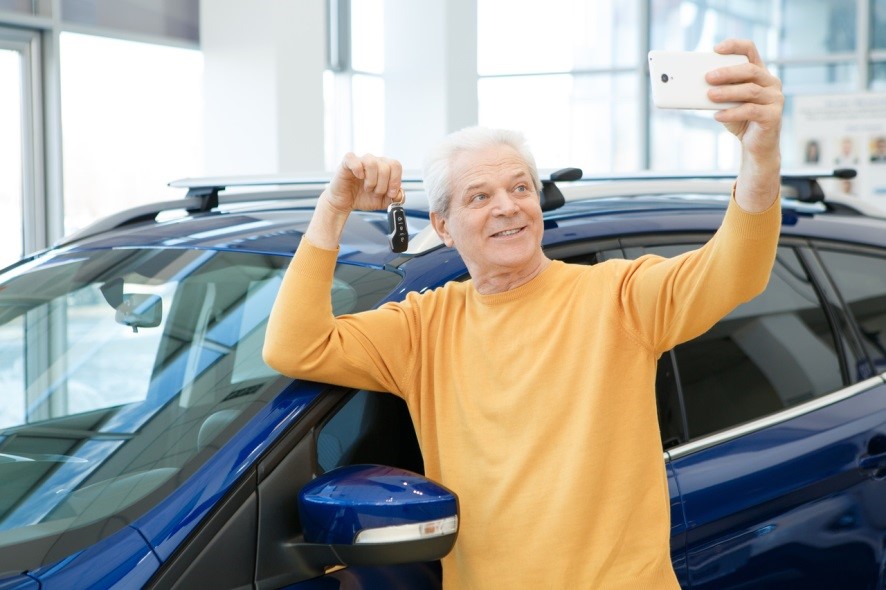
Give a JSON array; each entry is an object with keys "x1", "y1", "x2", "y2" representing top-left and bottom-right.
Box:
[
  {"x1": 616, "y1": 192, "x2": 781, "y2": 354},
  {"x1": 263, "y1": 237, "x2": 414, "y2": 396}
]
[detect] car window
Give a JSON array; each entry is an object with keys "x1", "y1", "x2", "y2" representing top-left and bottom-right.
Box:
[
  {"x1": 316, "y1": 390, "x2": 423, "y2": 475},
  {"x1": 817, "y1": 247, "x2": 886, "y2": 373},
  {"x1": 627, "y1": 244, "x2": 844, "y2": 441},
  {"x1": 0, "y1": 248, "x2": 402, "y2": 569}
]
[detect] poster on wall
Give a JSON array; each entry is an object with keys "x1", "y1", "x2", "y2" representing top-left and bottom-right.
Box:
[{"x1": 793, "y1": 93, "x2": 886, "y2": 209}]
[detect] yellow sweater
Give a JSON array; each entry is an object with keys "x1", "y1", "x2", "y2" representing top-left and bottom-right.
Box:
[{"x1": 264, "y1": 196, "x2": 781, "y2": 589}]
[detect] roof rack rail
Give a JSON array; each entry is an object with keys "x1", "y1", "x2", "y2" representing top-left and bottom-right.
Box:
[
  {"x1": 539, "y1": 168, "x2": 855, "y2": 208},
  {"x1": 54, "y1": 175, "x2": 426, "y2": 248},
  {"x1": 56, "y1": 168, "x2": 858, "y2": 249},
  {"x1": 169, "y1": 174, "x2": 426, "y2": 212}
]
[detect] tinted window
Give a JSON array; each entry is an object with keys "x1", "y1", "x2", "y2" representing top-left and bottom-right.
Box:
[
  {"x1": 631, "y1": 244, "x2": 843, "y2": 440},
  {"x1": 818, "y1": 248, "x2": 886, "y2": 372},
  {"x1": 317, "y1": 390, "x2": 422, "y2": 475},
  {"x1": 0, "y1": 248, "x2": 402, "y2": 569}
]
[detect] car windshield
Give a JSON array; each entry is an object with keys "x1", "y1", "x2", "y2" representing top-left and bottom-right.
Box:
[{"x1": 0, "y1": 247, "x2": 401, "y2": 561}]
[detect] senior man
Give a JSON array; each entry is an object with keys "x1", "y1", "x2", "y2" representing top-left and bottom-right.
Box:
[{"x1": 264, "y1": 38, "x2": 783, "y2": 589}]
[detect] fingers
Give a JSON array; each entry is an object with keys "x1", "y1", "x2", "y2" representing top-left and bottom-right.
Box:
[
  {"x1": 333, "y1": 152, "x2": 404, "y2": 210},
  {"x1": 709, "y1": 80, "x2": 782, "y2": 112},
  {"x1": 704, "y1": 38, "x2": 783, "y2": 125},
  {"x1": 714, "y1": 38, "x2": 762, "y2": 66}
]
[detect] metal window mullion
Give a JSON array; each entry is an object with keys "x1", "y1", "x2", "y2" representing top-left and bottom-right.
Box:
[
  {"x1": 859, "y1": 0, "x2": 872, "y2": 89},
  {"x1": 640, "y1": 0, "x2": 651, "y2": 170},
  {"x1": 327, "y1": 0, "x2": 351, "y2": 72}
]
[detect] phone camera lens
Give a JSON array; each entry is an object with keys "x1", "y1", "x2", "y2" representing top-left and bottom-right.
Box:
[{"x1": 661, "y1": 73, "x2": 669, "y2": 83}]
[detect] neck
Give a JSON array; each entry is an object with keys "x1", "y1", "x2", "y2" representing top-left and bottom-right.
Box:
[{"x1": 472, "y1": 256, "x2": 552, "y2": 295}]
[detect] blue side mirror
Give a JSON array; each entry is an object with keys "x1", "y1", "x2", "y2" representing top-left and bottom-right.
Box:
[{"x1": 296, "y1": 464, "x2": 458, "y2": 568}]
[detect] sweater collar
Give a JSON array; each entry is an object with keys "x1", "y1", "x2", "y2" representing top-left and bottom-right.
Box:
[{"x1": 469, "y1": 260, "x2": 565, "y2": 306}]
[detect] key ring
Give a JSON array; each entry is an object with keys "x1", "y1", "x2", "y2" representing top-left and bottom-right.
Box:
[{"x1": 392, "y1": 187, "x2": 405, "y2": 205}]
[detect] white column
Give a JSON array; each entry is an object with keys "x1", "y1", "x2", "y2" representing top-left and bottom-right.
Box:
[
  {"x1": 384, "y1": 0, "x2": 477, "y2": 172},
  {"x1": 200, "y1": 0, "x2": 326, "y2": 175}
]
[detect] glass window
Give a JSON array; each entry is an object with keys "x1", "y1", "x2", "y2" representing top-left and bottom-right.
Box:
[
  {"x1": 869, "y1": 62, "x2": 886, "y2": 91},
  {"x1": 650, "y1": 0, "x2": 775, "y2": 57},
  {"x1": 316, "y1": 390, "x2": 422, "y2": 475},
  {"x1": 479, "y1": 72, "x2": 641, "y2": 171},
  {"x1": 60, "y1": 0, "x2": 199, "y2": 43},
  {"x1": 650, "y1": 110, "x2": 739, "y2": 171},
  {"x1": 478, "y1": 0, "x2": 639, "y2": 75},
  {"x1": 0, "y1": 0, "x2": 34, "y2": 13},
  {"x1": 649, "y1": 0, "x2": 856, "y2": 77},
  {"x1": 352, "y1": 73, "x2": 385, "y2": 157},
  {"x1": 818, "y1": 248, "x2": 886, "y2": 373},
  {"x1": 782, "y1": 0, "x2": 856, "y2": 57},
  {"x1": 780, "y1": 63, "x2": 858, "y2": 94},
  {"x1": 0, "y1": 246, "x2": 403, "y2": 568},
  {"x1": 350, "y1": 0, "x2": 384, "y2": 74},
  {"x1": 59, "y1": 33, "x2": 203, "y2": 236},
  {"x1": 873, "y1": 0, "x2": 886, "y2": 50},
  {"x1": 626, "y1": 243, "x2": 843, "y2": 440},
  {"x1": 0, "y1": 48, "x2": 22, "y2": 268}
]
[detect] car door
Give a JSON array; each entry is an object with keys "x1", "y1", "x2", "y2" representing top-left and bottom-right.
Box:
[
  {"x1": 548, "y1": 240, "x2": 690, "y2": 586},
  {"x1": 630, "y1": 238, "x2": 886, "y2": 589}
]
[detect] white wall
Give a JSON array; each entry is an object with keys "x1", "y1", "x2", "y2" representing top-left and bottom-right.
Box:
[
  {"x1": 384, "y1": 0, "x2": 477, "y2": 172},
  {"x1": 200, "y1": 0, "x2": 326, "y2": 175}
]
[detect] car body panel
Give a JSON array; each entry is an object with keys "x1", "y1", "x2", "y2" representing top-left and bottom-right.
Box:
[{"x1": 673, "y1": 378, "x2": 886, "y2": 588}]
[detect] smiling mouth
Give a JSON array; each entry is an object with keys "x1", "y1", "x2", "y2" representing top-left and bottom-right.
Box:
[{"x1": 492, "y1": 227, "x2": 524, "y2": 238}]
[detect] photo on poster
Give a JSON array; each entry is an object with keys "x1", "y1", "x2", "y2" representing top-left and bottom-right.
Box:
[
  {"x1": 871, "y1": 136, "x2": 886, "y2": 163},
  {"x1": 834, "y1": 136, "x2": 859, "y2": 168},
  {"x1": 803, "y1": 139, "x2": 821, "y2": 164}
]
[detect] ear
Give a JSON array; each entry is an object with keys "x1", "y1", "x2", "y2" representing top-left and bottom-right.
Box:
[{"x1": 429, "y1": 211, "x2": 455, "y2": 248}]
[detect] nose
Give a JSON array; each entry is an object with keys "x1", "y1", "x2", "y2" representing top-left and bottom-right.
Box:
[{"x1": 490, "y1": 190, "x2": 520, "y2": 216}]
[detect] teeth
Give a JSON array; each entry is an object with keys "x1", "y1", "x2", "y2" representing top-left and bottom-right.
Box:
[{"x1": 496, "y1": 228, "x2": 520, "y2": 237}]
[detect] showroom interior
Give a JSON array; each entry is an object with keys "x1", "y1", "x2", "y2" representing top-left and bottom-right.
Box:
[
  {"x1": 3, "y1": 2, "x2": 886, "y2": 589},
  {"x1": 2, "y1": 0, "x2": 886, "y2": 271}
]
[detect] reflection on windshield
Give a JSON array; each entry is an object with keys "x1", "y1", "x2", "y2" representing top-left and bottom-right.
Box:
[{"x1": 0, "y1": 247, "x2": 401, "y2": 566}]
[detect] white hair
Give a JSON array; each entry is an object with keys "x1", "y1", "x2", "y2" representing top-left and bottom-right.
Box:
[{"x1": 422, "y1": 126, "x2": 542, "y2": 216}]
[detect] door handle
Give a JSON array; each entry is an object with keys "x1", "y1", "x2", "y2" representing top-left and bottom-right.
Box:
[{"x1": 859, "y1": 452, "x2": 886, "y2": 471}]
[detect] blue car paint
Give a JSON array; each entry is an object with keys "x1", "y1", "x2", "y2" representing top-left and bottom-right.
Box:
[
  {"x1": 674, "y1": 377, "x2": 886, "y2": 589},
  {"x1": 299, "y1": 465, "x2": 458, "y2": 545}
]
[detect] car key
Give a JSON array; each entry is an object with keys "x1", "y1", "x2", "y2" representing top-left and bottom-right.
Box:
[{"x1": 387, "y1": 189, "x2": 408, "y2": 253}]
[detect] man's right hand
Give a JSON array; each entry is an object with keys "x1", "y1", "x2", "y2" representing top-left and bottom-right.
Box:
[
  {"x1": 305, "y1": 152, "x2": 404, "y2": 250},
  {"x1": 325, "y1": 152, "x2": 404, "y2": 213}
]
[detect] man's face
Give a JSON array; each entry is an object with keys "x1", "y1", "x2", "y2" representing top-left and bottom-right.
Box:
[{"x1": 430, "y1": 144, "x2": 545, "y2": 277}]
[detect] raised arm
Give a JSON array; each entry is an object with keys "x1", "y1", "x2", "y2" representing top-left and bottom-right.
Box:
[
  {"x1": 707, "y1": 38, "x2": 784, "y2": 212},
  {"x1": 262, "y1": 153, "x2": 408, "y2": 390}
]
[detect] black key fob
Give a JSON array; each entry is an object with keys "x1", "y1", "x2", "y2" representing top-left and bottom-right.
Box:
[{"x1": 387, "y1": 201, "x2": 408, "y2": 253}]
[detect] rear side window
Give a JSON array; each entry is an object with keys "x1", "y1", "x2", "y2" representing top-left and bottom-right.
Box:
[
  {"x1": 629, "y1": 244, "x2": 843, "y2": 440},
  {"x1": 316, "y1": 390, "x2": 423, "y2": 475},
  {"x1": 818, "y1": 248, "x2": 886, "y2": 373}
]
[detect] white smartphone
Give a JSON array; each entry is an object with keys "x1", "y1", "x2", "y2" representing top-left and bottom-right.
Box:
[{"x1": 648, "y1": 50, "x2": 749, "y2": 110}]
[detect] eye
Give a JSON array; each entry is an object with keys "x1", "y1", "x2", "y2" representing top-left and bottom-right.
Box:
[
  {"x1": 469, "y1": 193, "x2": 488, "y2": 204},
  {"x1": 515, "y1": 184, "x2": 527, "y2": 193}
]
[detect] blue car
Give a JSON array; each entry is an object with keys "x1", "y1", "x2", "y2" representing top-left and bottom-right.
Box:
[{"x1": 0, "y1": 170, "x2": 885, "y2": 589}]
